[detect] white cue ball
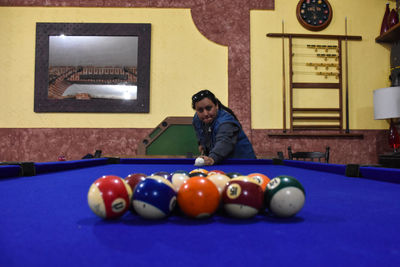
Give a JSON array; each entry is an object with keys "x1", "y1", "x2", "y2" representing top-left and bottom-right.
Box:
[{"x1": 194, "y1": 157, "x2": 205, "y2": 166}]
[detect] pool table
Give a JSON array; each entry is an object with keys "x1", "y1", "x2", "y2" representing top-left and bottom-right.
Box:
[{"x1": 1, "y1": 158, "x2": 400, "y2": 266}]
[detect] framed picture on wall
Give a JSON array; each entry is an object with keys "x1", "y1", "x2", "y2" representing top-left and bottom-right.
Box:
[{"x1": 34, "y1": 23, "x2": 151, "y2": 113}]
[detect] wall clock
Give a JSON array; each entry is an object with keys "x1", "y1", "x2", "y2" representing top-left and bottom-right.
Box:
[{"x1": 296, "y1": 0, "x2": 333, "y2": 31}]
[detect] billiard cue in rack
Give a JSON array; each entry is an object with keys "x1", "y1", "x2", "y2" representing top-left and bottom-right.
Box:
[
  {"x1": 344, "y1": 17, "x2": 350, "y2": 133},
  {"x1": 291, "y1": 53, "x2": 339, "y2": 61},
  {"x1": 293, "y1": 62, "x2": 339, "y2": 70},
  {"x1": 292, "y1": 44, "x2": 339, "y2": 52},
  {"x1": 282, "y1": 20, "x2": 286, "y2": 133},
  {"x1": 293, "y1": 71, "x2": 340, "y2": 79}
]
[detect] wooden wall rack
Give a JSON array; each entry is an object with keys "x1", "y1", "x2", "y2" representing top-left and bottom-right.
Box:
[{"x1": 267, "y1": 33, "x2": 362, "y2": 133}]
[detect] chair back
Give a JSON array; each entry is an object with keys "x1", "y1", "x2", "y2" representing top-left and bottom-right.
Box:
[{"x1": 288, "y1": 146, "x2": 330, "y2": 163}]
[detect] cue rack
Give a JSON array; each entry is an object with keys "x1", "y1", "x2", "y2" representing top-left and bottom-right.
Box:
[{"x1": 267, "y1": 32, "x2": 362, "y2": 133}]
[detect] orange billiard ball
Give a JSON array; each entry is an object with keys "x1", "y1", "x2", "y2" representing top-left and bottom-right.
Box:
[
  {"x1": 248, "y1": 173, "x2": 271, "y2": 191},
  {"x1": 177, "y1": 176, "x2": 220, "y2": 218},
  {"x1": 88, "y1": 175, "x2": 132, "y2": 219}
]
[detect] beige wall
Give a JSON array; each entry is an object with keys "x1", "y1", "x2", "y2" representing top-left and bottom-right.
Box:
[
  {"x1": 0, "y1": 7, "x2": 228, "y2": 128},
  {"x1": 251, "y1": 0, "x2": 394, "y2": 130}
]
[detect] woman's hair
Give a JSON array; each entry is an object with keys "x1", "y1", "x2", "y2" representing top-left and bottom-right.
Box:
[{"x1": 191, "y1": 89, "x2": 239, "y2": 121}]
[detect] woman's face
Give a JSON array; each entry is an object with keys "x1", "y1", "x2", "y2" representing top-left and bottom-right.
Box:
[{"x1": 195, "y1": 97, "x2": 219, "y2": 124}]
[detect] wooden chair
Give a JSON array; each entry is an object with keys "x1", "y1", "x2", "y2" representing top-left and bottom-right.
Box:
[{"x1": 288, "y1": 146, "x2": 330, "y2": 163}]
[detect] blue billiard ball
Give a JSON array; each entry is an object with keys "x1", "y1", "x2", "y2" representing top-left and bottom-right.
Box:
[{"x1": 132, "y1": 176, "x2": 176, "y2": 219}]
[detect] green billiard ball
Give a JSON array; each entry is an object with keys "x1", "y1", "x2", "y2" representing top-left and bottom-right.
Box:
[{"x1": 264, "y1": 175, "x2": 305, "y2": 218}]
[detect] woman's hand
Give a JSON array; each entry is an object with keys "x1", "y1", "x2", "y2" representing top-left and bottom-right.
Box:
[{"x1": 200, "y1": 156, "x2": 214, "y2": 166}]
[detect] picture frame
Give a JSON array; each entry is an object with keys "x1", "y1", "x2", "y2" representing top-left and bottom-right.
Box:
[{"x1": 34, "y1": 23, "x2": 151, "y2": 113}]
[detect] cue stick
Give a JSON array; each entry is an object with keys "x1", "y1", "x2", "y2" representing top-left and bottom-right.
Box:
[
  {"x1": 282, "y1": 20, "x2": 286, "y2": 133},
  {"x1": 345, "y1": 17, "x2": 350, "y2": 133}
]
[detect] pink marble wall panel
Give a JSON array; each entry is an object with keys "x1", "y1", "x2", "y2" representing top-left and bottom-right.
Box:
[
  {"x1": 191, "y1": 1, "x2": 252, "y2": 133},
  {"x1": 0, "y1": 0, "x2": 273, "y2": 8},
  {"x1": 251, "y1": 129, "x2": 392, "y2": 165},
  {"x1": 0, "y1": 128, "x2": 390, "y2": 165},
  {"x1": 0, "y1": 128, "x2": 149, "y2": 162}
]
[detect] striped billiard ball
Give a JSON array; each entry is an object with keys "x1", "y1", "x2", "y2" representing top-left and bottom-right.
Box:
[
  {"x1": 168, "y1": 171, "x2": 190, "y2": 192},
  {"x1": 87, "y1": 175, "x2": 132, "y2": 219},
  {"x1": 222, "y1": 179, "x2": 264, "y2": 219},
  {"x1": 264, "y1": 175, "x2": 305, "y2": 218},
  {"x1": 132, "y1": 176, "x2": 176, "y2": 219},
  {"x1": 207, "y1": 173, "x2": 230, "y2": 195},
  {"x1": 248, "y1": 173, "x2": 270, "y2": 191}
]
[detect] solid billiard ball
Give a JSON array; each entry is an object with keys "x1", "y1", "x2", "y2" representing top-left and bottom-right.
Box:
[
  {"x1": 87, "y1": 175, "x2": 133, "y2": 219},
  {"x1": 124, "y1": 173, "x2": 147, "y2": 213},
  {"x1": 226, "y1": 172, "x2": 241, "y2": 179},
  {"x1": 264, "y1": 175, "x2": 305, "y2": 218},
  {"x1": 194, "y1": 157, "x2": 205, "y2": 166},
  {"x1": 132, "y1": 176, "x2": 176, "y2": 219},
  {"x1": 222, "y1": 179, "x2": 264, "y2": 219},
  {"x1": 168, "y1": 172, "x2": 190, "y2": 192},
  {"x1": 248, "y1": 173, "x2": 270, "y2": 191},
  {"x1": 207, "y1": 173, "x2": 230, "y2": 195},
  {"x1": 189, "y1": 168, "x2": 208, "y2": 175},
  {"x1": 124, "y1": 173, "x2": 147, "y2": 192},
  {"x1": 177, "y1": 176, "x2": 220, "y2": 218},
  {"x1": 189, "y1": 172, "x2": 208, "y2": 178}
]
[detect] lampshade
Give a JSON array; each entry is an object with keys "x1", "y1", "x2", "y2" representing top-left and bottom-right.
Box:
[{"x1": 373, "y1": 86, "x2": 400, "y2": 120}]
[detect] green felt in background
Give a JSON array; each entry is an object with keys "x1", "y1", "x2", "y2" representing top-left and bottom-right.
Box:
[{"x1": 146, "y1": 125, "x2": 199, "y2": 156}]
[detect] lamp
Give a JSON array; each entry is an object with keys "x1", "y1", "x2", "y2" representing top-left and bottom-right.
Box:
[{"x1": 373, "y1": 86, "x2": 400, "y2": 152}]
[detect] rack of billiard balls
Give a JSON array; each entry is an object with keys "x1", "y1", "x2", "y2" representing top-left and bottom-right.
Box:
[{"x1": 87, "y1": 169, "x2": 306, "y2": 220}]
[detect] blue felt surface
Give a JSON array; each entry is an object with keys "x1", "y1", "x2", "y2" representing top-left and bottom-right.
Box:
[{"x1": 1, "y1": 161, "x2": 400, "y2": 267}]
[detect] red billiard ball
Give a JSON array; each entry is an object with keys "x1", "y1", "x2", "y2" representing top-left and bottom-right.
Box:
[
  {"x1": 177, "y1": 176, "x2": 220, "y2": 219},
  {"x1": 125, "y1": 173, "x2": 147, "y2": 192},
  {"x1": 87, "y1": 175, "x2": 133, "y2": 219},
  {"x1": 132, "y1": 176, "x2": 176, "y2": 220},
  {"x1": 222, "y1": 179, "x2": 264, "y2": 219}
]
